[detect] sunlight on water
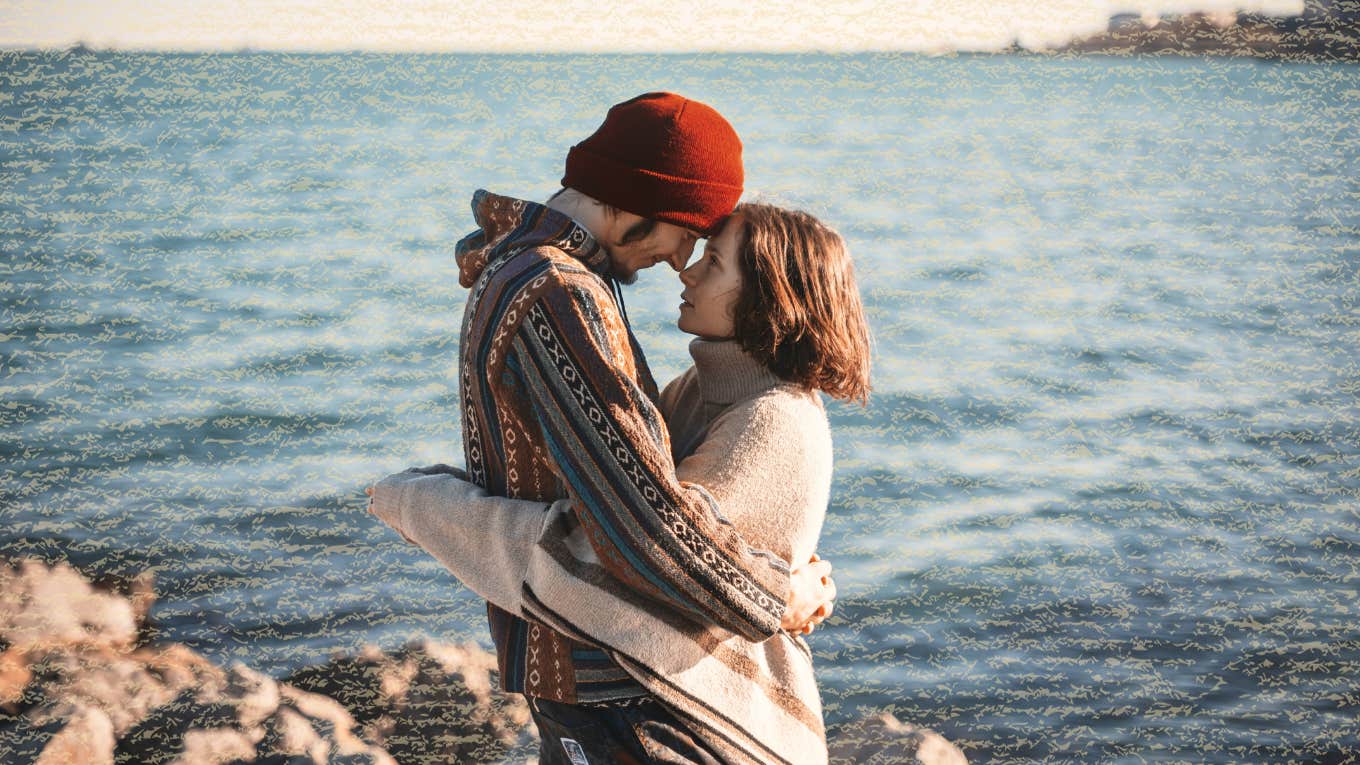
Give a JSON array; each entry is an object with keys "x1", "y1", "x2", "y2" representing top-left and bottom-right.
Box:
[{"x1": 2, "y1": 50, "x2": 1358, "y2": 762}]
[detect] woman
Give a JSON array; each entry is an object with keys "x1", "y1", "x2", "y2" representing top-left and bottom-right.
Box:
[{"x1": 369, "y1": 202, "x2": 871, "y2": 765}]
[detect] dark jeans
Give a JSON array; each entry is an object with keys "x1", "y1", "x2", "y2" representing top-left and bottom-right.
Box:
[{"x1": 528, "y1": 696, "x2": 723, "y2": 765}]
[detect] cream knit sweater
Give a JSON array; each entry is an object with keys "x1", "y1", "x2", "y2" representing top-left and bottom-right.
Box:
[{"x1": 371, "y1": 338, "x2": 834, "y2": 765}]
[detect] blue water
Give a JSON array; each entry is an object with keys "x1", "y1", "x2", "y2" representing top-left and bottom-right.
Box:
[{"x1": 2, "y1": 50, "x2": 1358, "y2": 762}]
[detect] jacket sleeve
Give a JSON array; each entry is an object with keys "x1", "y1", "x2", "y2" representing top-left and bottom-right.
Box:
[{"x1": 504, "y1": 271, "x2": 791, "y2": 641}]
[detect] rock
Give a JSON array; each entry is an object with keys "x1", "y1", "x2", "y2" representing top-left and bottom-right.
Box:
[
  {"x1": 282, "y1": 638, "x2": 534, "y2": 765},
  {"x1": 34, "y1": 705, "x2": 115, "y2": 765},
  {"x1": 0, "y1": 557, "x2": 968, "y2": 765},
  {"x1": 23, "y1": 642, "x2": 206, "y2": 735},
  {"x1": 278, "y1": 644, "x2": 396, "y2": 730},
  {"x1": 0, "y1": 560, "x2": 139, "y2": 651},
  {"x1": 224, "y1": 664, "x2": 281, "y2": 730},
  {"x1": 1046, "y1": 1, "x2": 1360, "y2": 62},
  {"x1": 259, "y1": 705, "x2": 326, "y2": 761},
  {"x1": 140, "y1": 643, "x2": 227, "y2": 695},
  {"x1": 173, "y1": 727, "x2": 259, "y2": 765},
  {"x1": 276, "y1": 683, "x2": 386, "y2": 761},
  {"x1": 113, "y1": 687, "x2": 243, "y2": 765},
  {"x1": 89, "y1": 569, "x2": 159, "y2": 647},
  {"x1": 0, "y1": 558, "x2": 397, "y2": 765},
  {"x1": 0, "y1": 648, "x2": 33, "y2": 713},
  {"x1": 828, "y1": 711, "x2": 968, "y2": 765}
]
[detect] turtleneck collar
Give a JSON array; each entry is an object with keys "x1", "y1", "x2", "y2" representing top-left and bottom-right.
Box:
[{"x1": 688, "y1": 338, "x2": 785, "y2": 407}]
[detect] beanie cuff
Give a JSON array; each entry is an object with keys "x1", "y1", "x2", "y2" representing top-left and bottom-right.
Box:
[{"x1": 564, "y1": 144, "x2": 742, "y2": 236}]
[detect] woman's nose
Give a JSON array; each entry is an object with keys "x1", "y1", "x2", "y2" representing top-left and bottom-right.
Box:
[{"x1": 679, "y1": 262, "x2": 698, "y2": 285}]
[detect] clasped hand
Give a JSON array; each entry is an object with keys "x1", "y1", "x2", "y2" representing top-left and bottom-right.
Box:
[{"x1": 783, "y1": 553, "x2": 835, "y2": 635}]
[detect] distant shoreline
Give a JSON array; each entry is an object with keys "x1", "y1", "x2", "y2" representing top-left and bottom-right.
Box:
[
  {"x1": 1, "y1": 46, "x2": 1356, "y2": 64},
  {"x1": 1041, "y1": 6, "x2": 1360, "y2": 64},
  {"x1": 8, "y1": 1, "x2": 1354, "y2": 64}
]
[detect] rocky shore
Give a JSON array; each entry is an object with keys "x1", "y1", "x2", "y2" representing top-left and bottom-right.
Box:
[
  {"x1": 0, "y1": 558, "x2": 966, "y2": 764},
  {"x1": 1046, "y1": 0, "x2": 1360, "y2": 62}
]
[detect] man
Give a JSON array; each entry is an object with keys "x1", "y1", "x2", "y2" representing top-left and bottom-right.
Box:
[{"x1": 370, "y1": 92, "x2": 833, "y2": 763}]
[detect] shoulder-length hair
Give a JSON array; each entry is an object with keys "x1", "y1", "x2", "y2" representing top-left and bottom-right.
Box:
[{"x1": 730, "y1": 203, "x2": 872, "y2": 404}]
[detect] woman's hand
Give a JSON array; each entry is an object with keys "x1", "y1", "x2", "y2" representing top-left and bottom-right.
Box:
[
  {"x1": 782, "y1": 553, "x2": 836, "y2": 635},
  {"x1": 366, "y1": 484, "x2": 416, "y2": 544}
]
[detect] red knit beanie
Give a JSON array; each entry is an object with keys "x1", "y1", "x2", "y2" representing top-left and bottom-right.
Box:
[{"x1": 562, "y1": 92, "x2": 743, "y2": 236}]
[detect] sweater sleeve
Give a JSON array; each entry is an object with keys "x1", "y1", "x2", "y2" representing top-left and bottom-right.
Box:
[
  {"x1": 371, "y1": 468, "x2": 548, "y2": 617},
  {"x1": 674, "y1": 393, "x2": 833, "y2": 566},
  {"x1": 506, "y1": 271, "x2": 791, "y2": 641}
]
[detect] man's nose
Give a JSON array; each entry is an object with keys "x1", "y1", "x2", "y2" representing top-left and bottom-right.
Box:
[{"x1": 666, "y1": 240, "x2": 696, "y2": 272}]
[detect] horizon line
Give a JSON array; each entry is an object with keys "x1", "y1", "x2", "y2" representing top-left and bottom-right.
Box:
[{"x1": 1, "y1": 43, "x2": 1026, "y2": 56}]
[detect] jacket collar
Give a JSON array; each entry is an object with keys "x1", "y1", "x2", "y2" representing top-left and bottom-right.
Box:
[{"x1": 455, "y1": 189, "x2": 609, "y2": 287}]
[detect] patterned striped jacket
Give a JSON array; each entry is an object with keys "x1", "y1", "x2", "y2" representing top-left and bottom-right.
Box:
[
  {"x1": 453, "y1": 190, "x2": 793, "y2": 704},
  {"x1": 370, "y1": 338, "x2": 834, "y2": 764}
]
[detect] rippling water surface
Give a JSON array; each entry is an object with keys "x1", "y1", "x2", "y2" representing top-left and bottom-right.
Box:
[{"x1": 2, "y1": 51, "x2": 1357, "y2": 762}]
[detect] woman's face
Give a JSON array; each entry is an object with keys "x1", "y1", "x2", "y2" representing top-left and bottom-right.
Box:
[{"x1": 678, "y1": 213, "x2": 744, "y2": 339}]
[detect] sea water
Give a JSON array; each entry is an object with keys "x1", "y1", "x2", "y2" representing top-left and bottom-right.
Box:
[{"x1": 2, "y1": 50, "x2": 1357, "y2": 762}]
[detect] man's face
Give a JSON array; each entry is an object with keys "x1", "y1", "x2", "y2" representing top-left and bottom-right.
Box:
[{"x1": 603, "y1": 212, "x2": 702, "y2": 284}]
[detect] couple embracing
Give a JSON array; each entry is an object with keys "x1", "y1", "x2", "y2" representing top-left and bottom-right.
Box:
[{"x1": 367, "y1": 91, "x2": 871, "y2": 765}]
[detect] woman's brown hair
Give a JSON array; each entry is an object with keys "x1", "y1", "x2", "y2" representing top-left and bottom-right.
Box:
[{"x1": 730, "y1": 203, "x2": 872, "y2": 404}]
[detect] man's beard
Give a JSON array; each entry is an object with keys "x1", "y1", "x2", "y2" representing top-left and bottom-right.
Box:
[
  {"x1": 608, "y1": 264, "x2": 640, "y2": 285},
  {"x1": 605, "y1": 250, "x2": 640, "y2": 285}
]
